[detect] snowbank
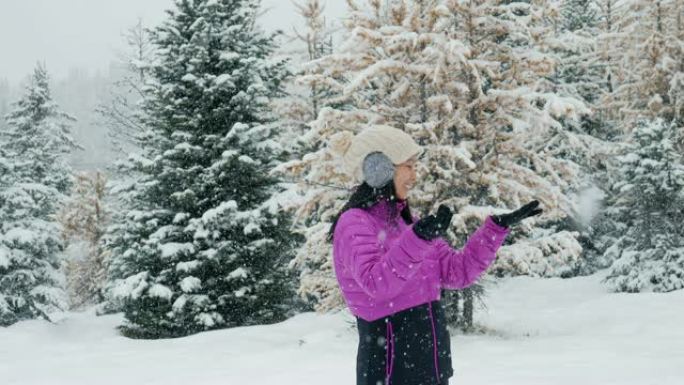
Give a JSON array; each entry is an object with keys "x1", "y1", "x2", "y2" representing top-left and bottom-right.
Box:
[{"x1": 2, "y1": 272, "x2": 682, "y2": 385}]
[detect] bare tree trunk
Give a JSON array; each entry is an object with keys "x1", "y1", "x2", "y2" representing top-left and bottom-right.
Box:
[
  {"x1": 463, "y1": 288, "x2": 474, "y2": 331},
  {"x1": 444, "y1": 290, "x2": 460, "y2": 327}
]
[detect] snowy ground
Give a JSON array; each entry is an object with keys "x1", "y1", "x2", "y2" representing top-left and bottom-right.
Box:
[{"x1": 2, "y1": 271, "x2": 683, "y2": 385}]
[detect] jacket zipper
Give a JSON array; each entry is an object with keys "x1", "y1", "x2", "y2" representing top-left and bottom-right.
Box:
[
  {"x1": 428, "y1": 302, "x2": 440, "y2": 382},
  {"x1": 385, "y1": 318, "x2": 395, "y2": 385}
]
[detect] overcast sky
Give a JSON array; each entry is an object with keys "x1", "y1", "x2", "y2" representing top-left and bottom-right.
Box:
[{"x1": 0, "y1": 0, "x2": 347, "y2": 85}]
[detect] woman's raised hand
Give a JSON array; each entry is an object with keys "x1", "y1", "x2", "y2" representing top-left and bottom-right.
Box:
[{"x1": 491, "y1": 200, "x2": 543, "y2": 228}]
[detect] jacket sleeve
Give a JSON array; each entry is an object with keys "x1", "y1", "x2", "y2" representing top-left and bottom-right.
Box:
[
  {"x1": 430, "y1": 216, "x2": 510, "y2": 290},
  {"x1": 335, "y1": 209, "x2": 434, "y2": 301}
]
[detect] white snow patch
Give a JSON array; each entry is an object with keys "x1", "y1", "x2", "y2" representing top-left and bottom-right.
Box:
[
  {"x1": 219, "y1": 52, "x2": 240, "y2": 61},
  {"x1": 4, "y1": 228, "x2": 37, "y2": 244},
  {"x1": 243, "y1": 222, "x2": 260, "y2": 235},
  {"x1": 159, "y1": 243, "x2": 195, "y2": 259},
  {"x1": 228, "y1": 267, "x2": 248, "y2": 280},
  {"x1": 111, "y1": 272, "x2": 149, "y2": 300},
  {"x1": 238, "y1": 155, "x2": 257, "y2": 165},
  {"x1": 233, "y1": 287, "x2": 249, "y2": 298},
  {"x1": 148, "y1": 284, "x2": 173, "y2": 300},
  {"x1": 202, "y1": 201, "x2": 238, "y2": 223},
  {"x1": 2, "y1": 273, "x2": 683, "y2": 384},
  {"x1": 176, "y1": 260, "x2": 200, "y2": 273},
  {"x1": 181, "y1": 73, "x2": 198, "y2": 82},
  {"x1": 214, "y1": 74, "x2": 234, "y2": 87},
  {"x1": 0, "y1": 246, "x2": 11, "y2": 268},
  {"x1": 180, "y1": 277, "x2": 201, "y2": 293}
]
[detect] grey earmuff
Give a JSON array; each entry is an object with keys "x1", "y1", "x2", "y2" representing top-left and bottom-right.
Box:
[{"x1": 362, "y1": 152, "x2": 395, "y2": 189}]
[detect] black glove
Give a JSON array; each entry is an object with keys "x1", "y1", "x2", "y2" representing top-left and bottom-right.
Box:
[
  {"x1": 413, "y1": 204, "x2": 453, "y2": 241},
  {"x1": 491, "y1": 200, "x2": 543, "y2": 228}
]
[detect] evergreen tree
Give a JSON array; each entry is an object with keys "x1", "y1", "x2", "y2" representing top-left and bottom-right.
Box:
[
  {"x1": 105, "y1": 0, "x2": 299, "y2": 338},
  {"x1": 604, "y1": 118, "x2": 684, "y2": 292},
  {"x1": 537, "y1": 0, "x2": 621, "y2": 275},
  {"x1": 0, "y1": 64, "x2": 76, "y2": 326},
  {"x1": 552, "y1": 0, "x2": 606, "y2": 109},
  {"x1": 561, "y1": 0, "x2": 599, "y2": 33}
]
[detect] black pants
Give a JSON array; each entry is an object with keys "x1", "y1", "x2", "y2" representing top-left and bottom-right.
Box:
[{"x1": 356, "y1": 300, "x2": 453, "y2": 385}]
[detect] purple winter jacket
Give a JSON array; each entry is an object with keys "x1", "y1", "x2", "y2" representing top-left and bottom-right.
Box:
[{"x1": 333, "y1": 198, "x2": 510, "y2": 322}]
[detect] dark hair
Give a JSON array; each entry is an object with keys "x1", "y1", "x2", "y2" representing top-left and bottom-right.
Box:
[{"x1": 327, "y1": 181, "x2": 414, "y2": 242}]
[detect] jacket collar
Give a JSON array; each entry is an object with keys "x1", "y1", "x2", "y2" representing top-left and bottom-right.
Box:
[{"x1": 367, "y1": 197, "x2": 407, "y2": 219}]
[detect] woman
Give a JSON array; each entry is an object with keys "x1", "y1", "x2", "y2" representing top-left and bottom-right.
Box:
[{"x1": 329, "y1": 125, "x2": 542, "y2": 385}]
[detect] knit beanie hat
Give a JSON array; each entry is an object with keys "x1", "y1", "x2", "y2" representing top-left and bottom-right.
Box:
[{"x1": 343, "y1": 125, "x2": 423, "y2": 186}]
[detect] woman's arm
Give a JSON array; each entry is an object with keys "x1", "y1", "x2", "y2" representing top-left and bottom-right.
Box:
[
  {"x1": 430, "y1": 216, "x2": 509, "y2": 290},
  {"x1": 335, "y1": 209, "x2": 434, "y2": 301}
]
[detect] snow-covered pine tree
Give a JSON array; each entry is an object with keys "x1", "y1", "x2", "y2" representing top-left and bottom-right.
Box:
[
  {"x1": 104, "y1": 0, "x2": 299, "y2": 338},
  {"x1": 0, "y1": 64, "x2": 76, "y2": 326},
  {"x1": 573, "y1": 0, "x2": 630, "y2": 273},
  {"x1": 535, "y1": 0, "x2": 619, "y2": 143},
  {"x1": 604, "y1": 118, "x2": 684, "y2": 292},
  {"x1": 561, "y1": 0, "x2": 599, "y2": 32},
  {"x1": 551, "y1": 0, "x2": 607, "y2": 110},
  {"x1": 58, "y1": 171, "x2": 109, "y2": 309},
  {"x1": 534, "y1": 1, "x2": 622, "y2": 275},
  {"x1": 286, "y1": 0, "x2": 599, "y2": 324}
]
